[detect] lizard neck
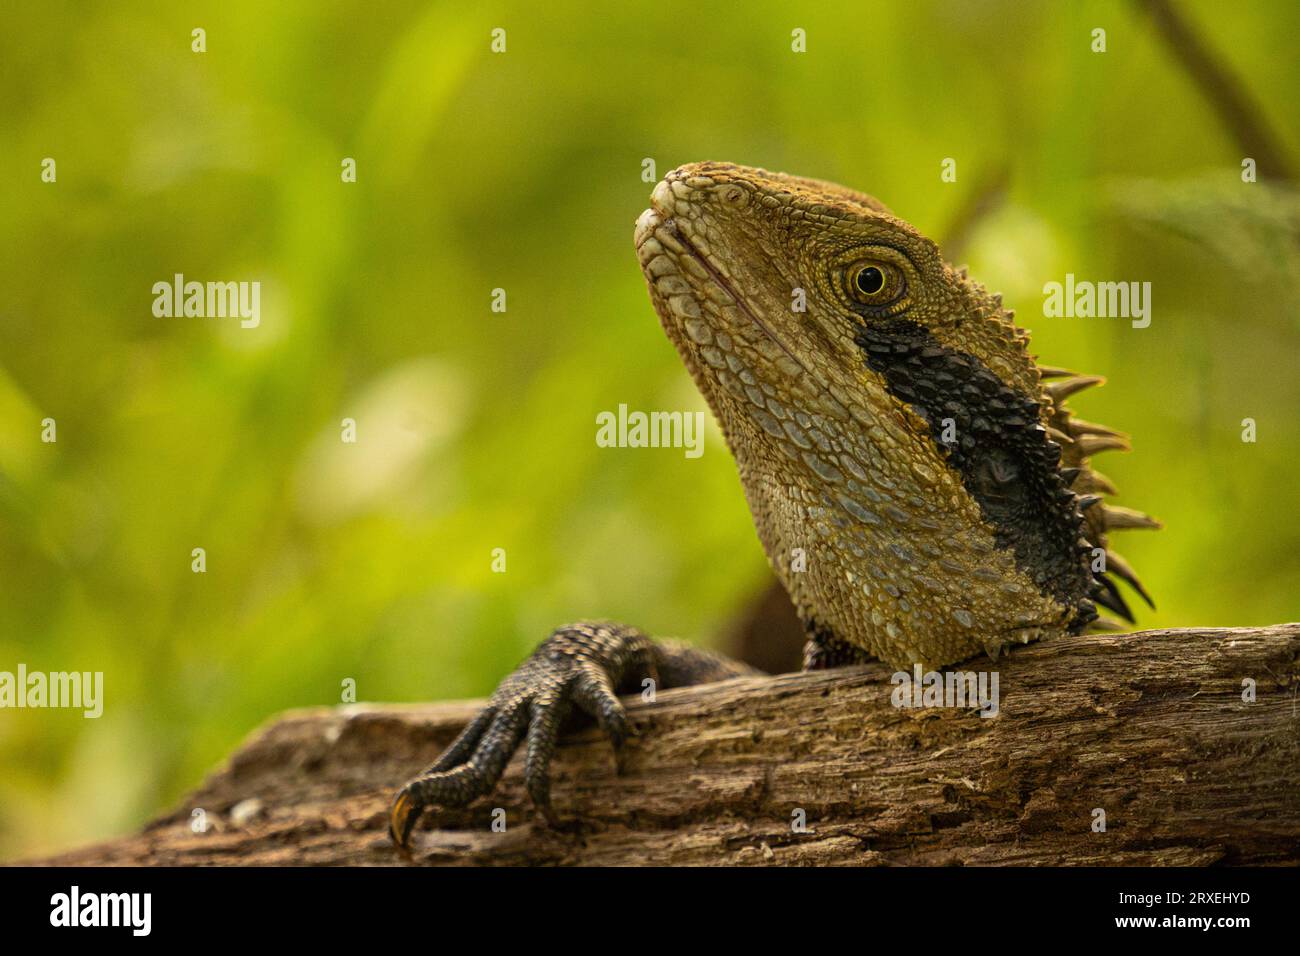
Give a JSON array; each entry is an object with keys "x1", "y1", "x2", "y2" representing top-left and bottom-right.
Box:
[{"x1": 711, "y1": 368, "x2": 1068, "y2": 670}]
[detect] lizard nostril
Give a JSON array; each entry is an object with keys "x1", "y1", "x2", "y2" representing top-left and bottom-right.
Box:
[{"x1": 717, "y1": 184, "x2": 748, "y2": 206}]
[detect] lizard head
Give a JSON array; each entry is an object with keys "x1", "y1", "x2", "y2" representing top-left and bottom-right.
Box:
[
  {"x1": 636, "y1": 162, "x2": 1153, "y2": 669},
  {"x1": 634, "y1": 161, "x2": 1039, "y2": 406}
]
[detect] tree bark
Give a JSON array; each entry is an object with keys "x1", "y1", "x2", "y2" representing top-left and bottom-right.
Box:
[{"x1": 24, "y1": 624, "x2": 1300, "y2": 866}]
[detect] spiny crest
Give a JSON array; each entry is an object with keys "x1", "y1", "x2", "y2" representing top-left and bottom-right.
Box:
[{"x1": 1038, "y1": 365, "x2": 1161, "y2": 627}]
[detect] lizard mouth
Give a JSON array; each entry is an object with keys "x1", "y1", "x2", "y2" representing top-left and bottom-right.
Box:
[{"x1": 636, "y1": 209, "x2": 813, "y2": 379}]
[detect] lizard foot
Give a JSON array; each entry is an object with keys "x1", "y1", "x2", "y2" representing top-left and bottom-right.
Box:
[{"x1": 388, "y1": 622, "x2": 657, "y2": 849}]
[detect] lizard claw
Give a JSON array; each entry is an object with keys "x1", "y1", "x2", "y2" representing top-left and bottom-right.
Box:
[
  {"x1": 388, "y1": 622, "x2": 657, "y2": 848},
  {"x1": 388, "y1": 787, "x2": 418, "y2": 851}
]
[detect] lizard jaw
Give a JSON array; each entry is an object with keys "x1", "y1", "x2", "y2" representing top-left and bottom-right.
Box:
[
  {"x1": 635, "y1": 204, "x2": 814, "y2": 390},
  {"x1": 650, "y1": 214, "x2": 811, "y2": 379}
]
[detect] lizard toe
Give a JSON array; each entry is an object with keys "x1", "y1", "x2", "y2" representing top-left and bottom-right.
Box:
[
  {"x1": 572, "y1": 661, "x2": 633, "y2": 754},
  {"x1": 522, "y1": 692, "x2": 573, "y2": 825},
  {"x1": 388, "y1": 704, "x2": 528, "y2": 847}
]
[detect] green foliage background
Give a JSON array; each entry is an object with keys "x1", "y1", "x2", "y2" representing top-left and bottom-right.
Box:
[{"x1": 1, "y1": 0, "x2": 1297, "y2": 858}]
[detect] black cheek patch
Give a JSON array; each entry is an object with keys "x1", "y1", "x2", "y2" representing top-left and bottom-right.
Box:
[{"x1": 855, "y1": 318, "x2": 1097, "y2": 629}]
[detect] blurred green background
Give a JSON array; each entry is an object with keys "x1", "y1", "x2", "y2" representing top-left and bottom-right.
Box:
[{"x1": 2, "y1": 0, "x2": 1298, "y2": 859}]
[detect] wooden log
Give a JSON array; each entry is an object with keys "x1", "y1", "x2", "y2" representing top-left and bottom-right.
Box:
[{"x1": 23, "y1": 624, "x2": 1300, "y2": 866}]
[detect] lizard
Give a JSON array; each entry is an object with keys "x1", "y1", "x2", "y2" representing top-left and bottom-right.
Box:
[{"x1": 389, "y1": 162, "x2": 1160, "y2": 847}]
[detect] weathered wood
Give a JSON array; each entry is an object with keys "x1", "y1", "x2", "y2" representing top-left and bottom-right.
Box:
[{"x1": 25, "y1": 624, "x2": 1300, "y2": 866}]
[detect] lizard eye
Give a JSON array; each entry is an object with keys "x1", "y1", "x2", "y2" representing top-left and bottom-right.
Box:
[
  {"x1": 855, "y1": 267, "x2": 884, "y2": 295},
  {"x1": 847, "y1": 260, "x2": 905, "y2": 307}
]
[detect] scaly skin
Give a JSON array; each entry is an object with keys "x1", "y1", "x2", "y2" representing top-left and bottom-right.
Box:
[
  {"x1": 389, "y1": 623, "x2": 757, "y2": 846},
  {"x1": 389, "y1": 163, "x2": 1158, "y2": 847}
]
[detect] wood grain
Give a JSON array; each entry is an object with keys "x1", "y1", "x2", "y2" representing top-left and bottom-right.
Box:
[{"x1": 25, "y1": 624, "x2": 1300, "y2": 866}]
